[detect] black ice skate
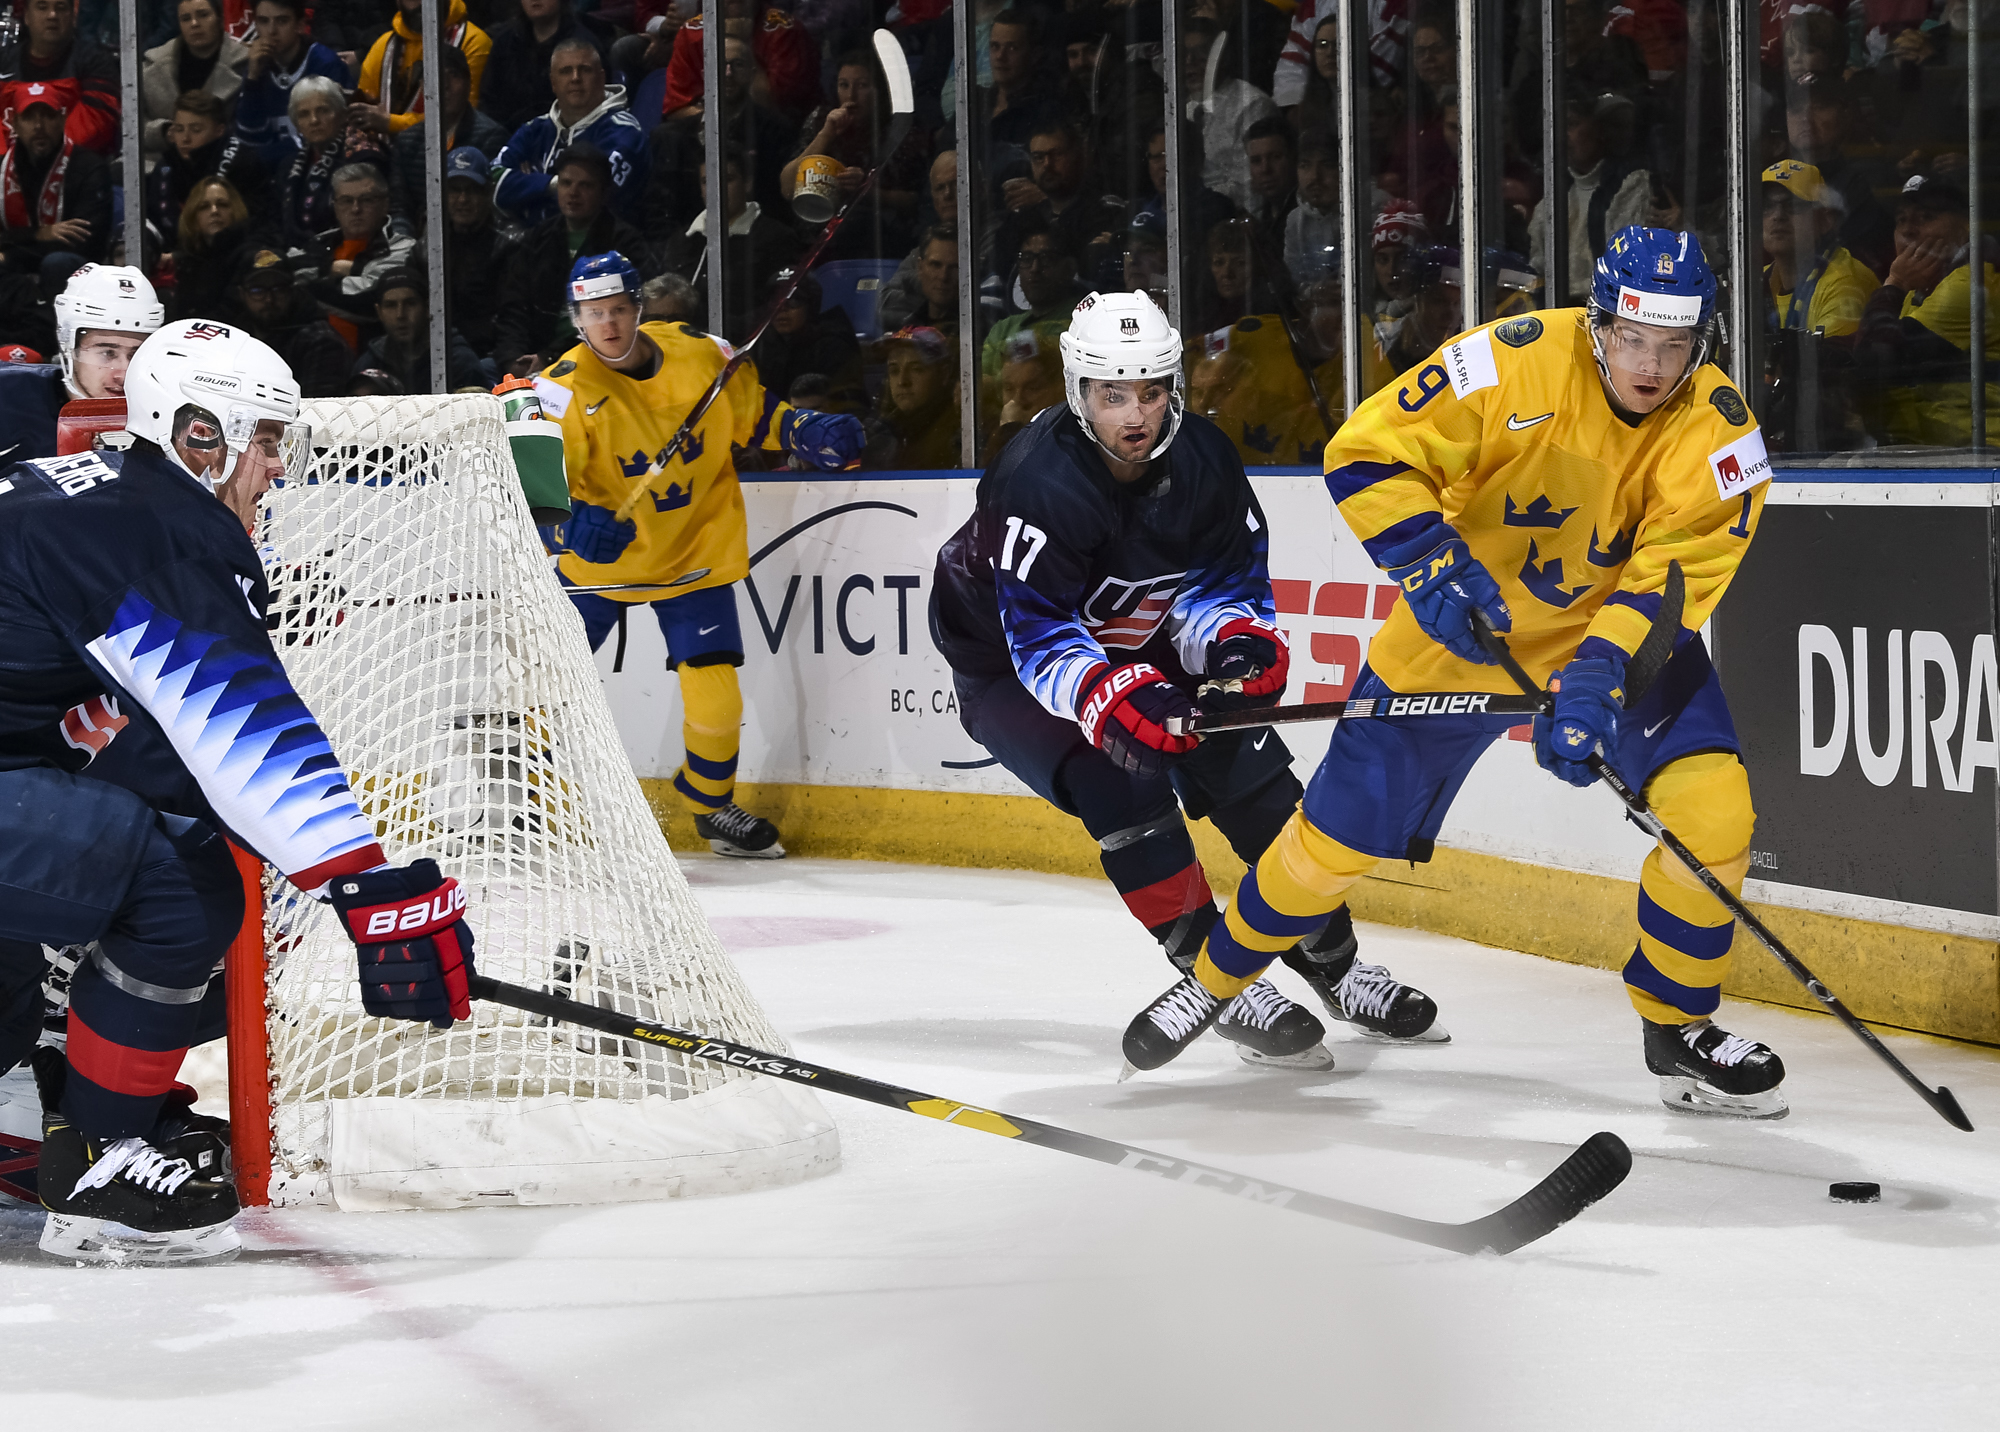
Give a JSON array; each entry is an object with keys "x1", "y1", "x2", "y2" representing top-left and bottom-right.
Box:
[
  {"x1": 1214, "y1": 978, "x2": 1335, "y2": 1071},
  {"x1": 33, "y1": 1050, "x2": 241, "y2": 1265},
  {"x1": 694, "y1": 802, "x2": 786, "y2": 859},
  {"x1": 1644, "y1": 1017, "x2": 1788, "y2": 1119},
  {"x1": 1281, "y1": 909, "x2": 1448, "y2": 1043},
  {"x1": 1120, "y1": 975, "x2": 1225, "y2": 1078}
]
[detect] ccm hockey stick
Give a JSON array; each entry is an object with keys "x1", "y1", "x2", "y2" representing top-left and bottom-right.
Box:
[
  {"x1": 472, "y1": 976, "x2": 1632, "y2": 1254},
  {"x1": 610, "y1": 30, "x2": 915, "y2": 521},
  {"x1": 1471, "y1": 609, "x2": 1973, "y2": 1132}
]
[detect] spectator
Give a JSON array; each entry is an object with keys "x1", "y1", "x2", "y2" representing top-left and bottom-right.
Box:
[
  {"x1": 1785, "y1": 73, "x2": 1897, "y2": 278},
  {"x1": 878, "y1": 324, "x2": 959, "y2": 469},
  {"x1": 145, "y1": 91, "x2": 275, "y2": 241},
  {"x1": 641, "y1": 271, "x2": 702, "y2": 325},
  {"x1": 493, "y1": 143, "x2": 656, "y2": 373},
  {"x1": 1761, "y1": 159, "x2": 1879, "y2": 339},
  {"x1": 0, "y1": 80, "x2": 112, "y2": 275},
  {"x1": 1283, "y1": 14, "x2": 1340, "y2": 129},
  {"x1": 0, "y1": 0, "x2": 120, "y2": 155},
  {"x1": 213, "y1": 244, "x2": 352, "y2": 397},
  {"x1": 437, "y1": 147, "x2": 516, "y2": 354},
  {"x1": 1181, "y1": 17, "x2": 1279, "y2": 212},
  {"x1": 1195, "y1": 216, "x2": 1276, "y2": 333},
  {"x1": 878, "y1": 151, "x2": 957, "y2": 329},
  {"x1": 140, "y1": 0, "x2": 250, "y2": 163},
  {"x1": 389, "y1": 45, "x2": 508, "y2": 231},
  {"x1": 348, "y1": 366, "x2": 408, "y2": 395},
  {"x1": 663, "y1": 0, "x2": 821, "y2": 125},
  {"x1": 169, "y1": 175, "x2": 255, "y2": 321},
  {"x1": 982, "y1": 331, "x2": 1065, "y2": 462},
  {"x1": 494, "y1": 39, "x2": 649, "y2": 226},
  {"x1": 355, "y1": 0, "x2": 493, "y2": 137},
  {"x1": 1375, "y1": 243, "x2": 1464, "y2": 377},
  {"x1": 480, "y1": 0, "x2": 612, "y2": 135},
  {"x1": 1129, "y1": 119, "x2": 1230, "y2": 239},
  {"x1": 276, "y1": 75, "x2": 391, "y2": 247},
  {"x1": 782, "y1": 44, "x2": 929, "y2": 260},
  {"x1": 747, "y1": 268, "x2": 865, "y2": 410},
  {"x1": 645, "y1": 33, "x2": 798, "y2": 240},
  {"x1": 1855, "y1": 173, "x2": 1999, "y2": 448},
  {"x1": 1285, "y1": 124, "x2": 1339, "y2": 284},
  {"x1": 1527, "y1": 93, "x2": 1663, "y2": 303},
  {"x1": 1407, "y1": 11, "x2": 1457, "y2": 114},
  {"x1": 1122, "y1": 208, "x2": 1169, "y2": 310},
  {"x1": 979, "y1": 223, "x2": 1081, "y2": 395},
  {"x1": 977, "y1": 9, "x2": 1057, "y2": 149},
  {"x1": 1563, "y1": 0, "x2": 1650, "y2": 99},
  {"x1": 879, "y1": 225, "x2": 958, "y2": 333},
  {"x1": 995, "y1": 116, "x2": 1125, "y2": 285},
  {"x1": 290, "y1": 162, "x2": 416, "y2": 343},
  {"x1": 667, "y1": 146, "x2": 802, "y2": 331},
  {"x1": 234, "y1": 0, "x2": 353, "y2": 165},
  {"x1": 1242, "y1": 115, "x2": 1297, "y2": 250},
  {"x1": 350, "y1": 269, "x2": 491, "y2": 393},
  {"x1": 1366, "y1": 199, "x2": 1429, "y2": 321}
]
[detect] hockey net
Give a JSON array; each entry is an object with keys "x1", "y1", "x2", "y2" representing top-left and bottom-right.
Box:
[{"x1": 235, "y1": 394, "x2": 837, "y2": 1210}]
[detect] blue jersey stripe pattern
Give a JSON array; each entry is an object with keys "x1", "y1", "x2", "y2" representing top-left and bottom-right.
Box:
[
  {"x1": 85, "y1": 589, "x2": 380, "y2": 888},
  {"x1": 997, "y1": 569, "x2": 1108, "y2": 721}
]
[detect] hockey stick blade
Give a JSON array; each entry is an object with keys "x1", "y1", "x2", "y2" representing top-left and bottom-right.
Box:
[
  {"x1": 1173, "y1": 691, "x2": 1548, "y2": 736},
  {"x1": 1470, "y1": 611, "x2": 1974, "y2": 1132},
  {"x1": 470, "y1": 976, "x2": 1630, "y2": 1253}
]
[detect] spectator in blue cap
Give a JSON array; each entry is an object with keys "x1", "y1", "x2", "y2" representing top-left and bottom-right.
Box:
[
  {"x1": 389, "y1": 46, "x2": 509, "y2": 234},
  {"x1": 439, "y1": 147, "x2": 517, "y2": 358}
]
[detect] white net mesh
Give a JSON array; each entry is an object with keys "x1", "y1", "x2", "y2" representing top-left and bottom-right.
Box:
[{"x1": 251, "y1": 395, "x2": 832, "y2": 1208}]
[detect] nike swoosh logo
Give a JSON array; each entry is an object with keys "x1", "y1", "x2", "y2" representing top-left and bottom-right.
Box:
[
  {"x1": 1644, "y1": 718, "x2": 1669, "y2": 738},
  {"x1": 1506, "y1": 412, "x2": 1554, "y2": 431},
  {"x1": 698, "y1": 624, "x2": 721, "y2": 635},
  {"x1": 586, "y1": 397, "x2": 610, "y2": 414},
  {"x1": 1252, "y1": 732, "x2": 1269, "y2": 750}
]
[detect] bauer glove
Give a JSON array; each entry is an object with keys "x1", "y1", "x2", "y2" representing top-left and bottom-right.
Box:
[
  {"x1": 781, "y1": 409, "x2": 867, "y2": 471},
  {"x1": 557, "y1": 501, "x2": 638, "y2": 566},
  {"x1": 1199, "y1": 617, "x2": 1289, "y2": 712},
  {"x1": 1380, "y1": 527, "x2": 1512, "y2": 666},
  {"x1": 1534, "y1": 656, "x2": 1625, "y2": 788},
  {"x1": 1077, "y1": 662, "x2": 1201, "y2": 778},
  {"x1": 329, "y1": 860, "x2": 477, "y2": 1029}
]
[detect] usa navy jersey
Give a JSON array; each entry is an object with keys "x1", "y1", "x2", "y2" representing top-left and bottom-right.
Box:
[
  {"x1": 0, "y1": 362, "x2": 70, "y2": 462},
  {"x1": 0, "y1": 444, "x2": 386, "y2": 893},
  {"x1": 932, "y1": 405, "x2": 1276, "y2": 721}
]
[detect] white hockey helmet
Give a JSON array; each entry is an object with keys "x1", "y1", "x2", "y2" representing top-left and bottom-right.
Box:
[
  {"x1": 1058, "y1": 290, "x2": 1185, "y2": 461},
  {"x1": 53, "y1": 263, "x2": 165, "y2": 398},
  {"x1": 123, "y1": 319, "x2": 304, "y2": 486}
]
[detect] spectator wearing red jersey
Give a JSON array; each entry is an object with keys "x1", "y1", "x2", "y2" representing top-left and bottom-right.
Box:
[
  {"x1": 0, "y1": 80, "x2": 112, "y2": 275},
  {"x1": 662, "y1": 0, "x2": 819, "y2": 124},
  {"x1": 0, "y1": 0, "x2": 121, "y2": 156}
]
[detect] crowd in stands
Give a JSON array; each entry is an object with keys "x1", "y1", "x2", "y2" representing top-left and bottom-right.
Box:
[{"x1": 0, "y1": 0, "x2": 1992, "y2": 464}]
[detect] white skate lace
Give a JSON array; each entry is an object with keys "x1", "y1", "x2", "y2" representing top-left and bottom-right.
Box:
[
  {"x1": 1335, "y1": 961, "x2": 1404, "y2": 1021},
  {"x1": 1685, "y1": 1024, "x2": 1762, "y2": 1068},
  {"x1": 1221, "y1": 978, "x2": 1290, "y2": 1032},
  {"x1": 1150, "y1": 980, "x2": 1220, "y2": 1040},
  {"x1": 72, "y1": 1136, "x2": 195, "y2": 1198},
  {"x1": 706, "y1": 803, "x2": 760, "y2": 841}
]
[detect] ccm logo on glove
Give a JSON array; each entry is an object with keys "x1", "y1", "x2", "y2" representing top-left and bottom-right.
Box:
[{"x1": 361, "y1": 883, "x2": 469, "y2": 936}]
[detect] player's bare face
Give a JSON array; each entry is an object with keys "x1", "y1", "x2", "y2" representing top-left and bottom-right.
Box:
[
  {"x1": 1084, "y1": 378, "x2": 1170, "y2": 473},
  {"x1": 215, "y1": 419, "x2": 288, "y2": 527},
  {"x1": 576, "y1": 294, "x2": 645, "y2": 368},
  {"x1": 73, "y1": 330, "x2": 144, "y2": 398},
  {"x1": 1601, "y1": 317, "x2": 1694, "y2": 414}
]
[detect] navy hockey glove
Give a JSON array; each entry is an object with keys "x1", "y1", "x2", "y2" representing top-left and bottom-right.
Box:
[
  {"x1": 1534, "y1": 657, "x2": 1625, "y2": 788},
  {"x1": 1381, "y1": 528, "x2": 1512, "y2": 665},
  {"x1": 1077, "y1": 662, "x2": 1201, "y2": 777},
  {"x1": 782, "y1": 409, "x2": 867, "y2": 471},
  {"x1": 329, "y1": 860, "x2": 477, "y2": 1029},
  {"x1": 1199, "y1": 618, "x2": 1290, "y2": 712},
  {"x1": 558, "y1": 501, "x2": 638, "y2": 565}
]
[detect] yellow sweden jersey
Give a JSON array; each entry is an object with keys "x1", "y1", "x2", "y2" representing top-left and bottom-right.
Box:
[
  {"x1": 1766, "y1": 245, "x2": 1879, "y2": 337},
  {"x1": 534, "y1": 322, "x2": 790, "y2": 599},
  {"x1": 1186, "y1": 315, "x2": 1342, "y2": 466},
  {"x1": 1322, "y1": 308, "x2": 1769, "y2": 694}
]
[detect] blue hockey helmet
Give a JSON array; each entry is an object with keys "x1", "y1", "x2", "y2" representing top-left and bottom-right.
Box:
[
  {"x1": 567, "y1": 250, "x2": 643, "y2": 310},
  {"x1": 1587, "y1": 226, "x2": 1718, "y2": 412}
]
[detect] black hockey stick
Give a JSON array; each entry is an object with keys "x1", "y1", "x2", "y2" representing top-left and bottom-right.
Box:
[
  {"x1": 611, "y1": 30, "x2": 915, "y2": 521},
  {"x1": 471, "y1": 975, "x2": 1632, "y2": 1254},
  {"x1": 1170, "y1": 691, "x2": 1549, "y2": 737},
  {"x1": 1470, "y1": 610, "x2": 1974, "y2": 1132}
]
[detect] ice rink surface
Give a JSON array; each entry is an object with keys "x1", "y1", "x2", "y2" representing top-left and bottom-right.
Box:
[{"x1": 6, "y1": 858, "x2": 2000, "y2": 1429}]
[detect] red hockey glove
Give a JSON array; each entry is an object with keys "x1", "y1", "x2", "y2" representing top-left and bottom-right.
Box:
[
  {"x1": 329, "y1": 860, "x2": 477, "y2": 1029},
  {"x1": 1199, "y1": 617, "x2": 1290, "y2": 712},
  {"x1": 1077, "y1": 662, "x2": 1201, "y2": 777}
]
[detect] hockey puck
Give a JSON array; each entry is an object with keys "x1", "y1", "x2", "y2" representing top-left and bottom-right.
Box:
[{"x1": 1829, "y1": 1181, "x2": 1881, "y2": 1203}]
